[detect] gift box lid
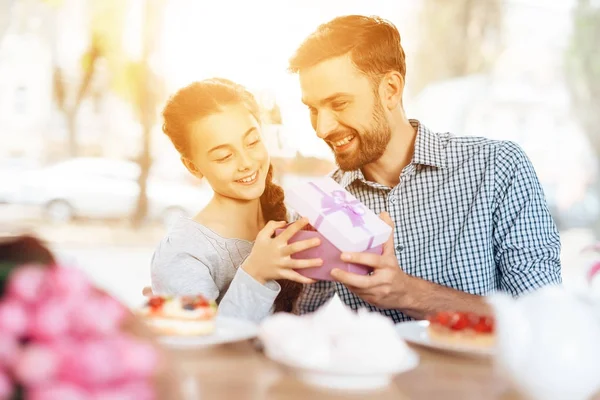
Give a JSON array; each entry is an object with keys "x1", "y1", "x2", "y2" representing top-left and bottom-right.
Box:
[{"x1": 285, "y1": 177, "x2": 393, "y2": 252}]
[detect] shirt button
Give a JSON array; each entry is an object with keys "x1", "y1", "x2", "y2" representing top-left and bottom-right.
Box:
[
  {"x1": 396, "y1": 245, "x2": 404, "y2": 252},
  {"x1": 389, "y1": 195, "x2": 397, "y2": 204}
]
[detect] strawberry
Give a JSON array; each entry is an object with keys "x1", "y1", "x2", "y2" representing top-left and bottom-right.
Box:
[
  {"x1": 434, "y1": 311, "x2": 451, "y2": 326},
  {"x1": 194, "y1": 296, "x2": 210, "y2": 308},
  {"x1": 449, "y1": 312, "x2": 469, "y2": 331},
  {"x1": 147, "y1": 296, "x2": 164, "y2": 311},
  {"x1": 473, "y1": 316, "x2": 495, "y2": 333}
]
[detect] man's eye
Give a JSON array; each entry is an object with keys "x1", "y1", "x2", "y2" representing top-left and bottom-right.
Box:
[{"x1": 331, "y1": 101, "x2": 348, "y2": 111}]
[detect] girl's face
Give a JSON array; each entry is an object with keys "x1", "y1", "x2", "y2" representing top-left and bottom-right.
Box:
[{"x1": 185, "y1": 104, "x2": 270, "y2": 202}]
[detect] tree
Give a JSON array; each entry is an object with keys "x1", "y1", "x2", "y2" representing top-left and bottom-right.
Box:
[
  {"x1": 44, "y1": 0, "x2": 164, "y2": 225},
  {"x1": 46, "y1": 0, "x2": 128, "y2": 158},
  {"x1": 52, "y1": 37, "x2": 101, "y2": 158},
  {"x1": 566, "y1": 0, "x2": 600, "y2": 160},
  {"x1": 411, "y1": 0, "x2": 504, "y2": 95},
  {"x1": 565, "y1": 0, "x2": 600, "y2": 233},
  {"x1": 130, "y1": 0, "x2": 166, "y2": 227}
]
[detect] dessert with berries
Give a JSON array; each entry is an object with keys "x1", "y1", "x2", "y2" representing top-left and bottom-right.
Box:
[
  {"x1": 138, "y1": 295, "x2": 217, "y2": 336},
  {"x1": 426, "y1": 311, "x2": 495, "y2": 348}
]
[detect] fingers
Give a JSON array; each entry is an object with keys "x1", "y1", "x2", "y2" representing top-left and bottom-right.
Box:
[
  {"x1": 142, "y1": 286, "x2": 153, "y2": 296},
  {"x1": 378, "y1": 212, "x2": 396, "y2": 256},
  {"x1": 329, "y1": 268, "x2": 377, "y2": 289},
  {"x1": 258, "y1": 220, "x2": 288, "y2": 239},
  {"x1": 279, "y1": 269, "x2": 317, "y2": 284},
  {"x1": 284, "y1": 257, "x2": 323, "y2": 269},
  {"x1": 276, "y1": 217, "x2": 310, "y2": 242},
  {"x1": 281, "y1": 237, "x2": 321, "y2": 256},
  {"x1": 340, "y1": 251, "x2": 386, "y2": 269}
]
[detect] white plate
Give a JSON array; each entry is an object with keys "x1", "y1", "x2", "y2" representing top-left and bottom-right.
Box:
[
  {"x1": 158, "y1": 316, "x2": 258, "y2": 348},
  {"x1": 265, "y1": 348, "x2": 420, "y2": 391},
  {"x1": 395, "y1": 320, "x2": 495, "y2": 357}
]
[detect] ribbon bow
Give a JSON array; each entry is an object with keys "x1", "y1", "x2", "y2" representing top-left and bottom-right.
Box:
[
  {"x1": 307, "y1": 181, "x2": 375, "y2": 250},
  {"x1": 320, "y1": 189, "x2": 366, "y2": 227}
]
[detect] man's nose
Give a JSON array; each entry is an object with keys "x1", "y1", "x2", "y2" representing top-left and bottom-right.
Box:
[{"x1": 315, "y1": 110, "x2": 338, "y2": 139}]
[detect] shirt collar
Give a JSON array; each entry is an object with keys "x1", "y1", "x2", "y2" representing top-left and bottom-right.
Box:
[
  {"x1": 338, "y1": 119, "x2": 447, "y2": 188},
  {"x1": 411, "y1": 119, "x2": 447, "y2": 169}
]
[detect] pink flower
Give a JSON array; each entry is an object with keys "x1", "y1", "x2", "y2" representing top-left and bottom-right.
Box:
[
  {"x1": 114, "y1": 336, "x2": 159, "y2": 379},
  {"x1": 29, "y1": 299, "x2": 74, "y2": 341},
  {"x1": 0, "y1": 369, "x2": 14, "y2": 400},
  {"x1": 2, "y1": 263, "x2": 157, "y2": 399},
  {"x1": 13, "y1": 344, "x2": 60, "y2": 386},
  {"x1": 27, "y1": 382, "x2": 89, "y2": 400},
  {"x1": 61, "y1": 339, "x2": 122, "y2": 386},
  {"x1": 0, "y1": 299, "x2": 28, "y2": 337},
  {"x1": 71, "y1": 294, "x2": 127, "y2": 338},
  {"x1": 6, "y1": 264, "x2": 48, "y2": 305},
  {"x1": 90, "y1": 381, "x2": 155, "y2": 400},
  {"x1": 41, "y1": 266, "x2": 91, "y2": 301},
  {"x1": 0, "y1": 333, "x2": 20, "y2": 369}
]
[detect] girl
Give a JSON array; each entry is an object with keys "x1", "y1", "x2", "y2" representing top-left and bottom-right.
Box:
[{"x1": 151, "y1": 78, "x2": 322, "y2": 323}]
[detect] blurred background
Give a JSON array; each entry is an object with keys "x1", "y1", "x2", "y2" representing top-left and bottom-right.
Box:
[{"x1": 0, "y1": 0, "x2": 598, "y2": 307}]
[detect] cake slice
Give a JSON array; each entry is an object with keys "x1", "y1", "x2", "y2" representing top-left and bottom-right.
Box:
[
  {"x1": 138, "y1": 295, "x2": 217, "y2": 336},
  {"x1": 426, "y1": 311, "x2": 495, "y2": 348}
]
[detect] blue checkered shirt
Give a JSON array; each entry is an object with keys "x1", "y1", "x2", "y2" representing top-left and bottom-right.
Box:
[{"x1": 295, "y1": 120, "x2": 562, "y2": 323}]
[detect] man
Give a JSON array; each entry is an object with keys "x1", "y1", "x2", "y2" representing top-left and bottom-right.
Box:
[{"x1": 290, "y1": 15, "x2": 561, "y2": 323}]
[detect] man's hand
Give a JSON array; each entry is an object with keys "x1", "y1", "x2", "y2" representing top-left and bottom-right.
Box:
[
  {"x1": 330, "y1": 212, "x2": 413, "y2": 310},
  {"x1": 331, "y1": 212, "x2": 491, "y2": 319}
]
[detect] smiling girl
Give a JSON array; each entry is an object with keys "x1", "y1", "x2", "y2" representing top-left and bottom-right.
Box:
[{"x1": 150, "y1": 78, "x2": 321, "y2": 323}]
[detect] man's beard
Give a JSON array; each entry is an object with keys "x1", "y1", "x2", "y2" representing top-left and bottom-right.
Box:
[{"x1": 332, "y1": 102, "x2": 392, "y2": 172}]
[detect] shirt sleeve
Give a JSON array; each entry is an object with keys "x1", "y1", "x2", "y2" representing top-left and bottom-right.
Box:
[
  {"x1": 492, "y1": 141, "x2": 562, "y2": 296},
  {"x1": 151, "y1": 250, "x2": 280, "y2": 323},
  {"x1": 218, "y1": 267, "x2": 281, "y2": 323}
]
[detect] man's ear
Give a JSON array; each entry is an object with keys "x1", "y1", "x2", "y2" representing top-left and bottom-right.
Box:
[
  {"x1": 181, "y1": 157, "x2": 203, "y2": 180},
  {"x1": 379, "y1": 71, "x2": 404, "y2": 111}
]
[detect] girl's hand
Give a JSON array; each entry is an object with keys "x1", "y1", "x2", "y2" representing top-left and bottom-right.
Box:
[{"x1": 242, "y1": 218, "x2": 323, "y2": 284}]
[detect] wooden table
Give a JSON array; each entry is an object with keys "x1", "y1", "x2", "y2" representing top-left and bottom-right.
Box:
[{"x1": 161, "y1": 340, "x2": 527, "y2": 400}]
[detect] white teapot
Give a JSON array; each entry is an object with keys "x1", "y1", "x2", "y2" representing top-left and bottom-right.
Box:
[{"x1": 488, "y1": 284, "x2": 600, "y2": 400}]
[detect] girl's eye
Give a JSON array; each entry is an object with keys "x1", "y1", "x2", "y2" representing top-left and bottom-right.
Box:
[
  {"x1": 248, "y1": 140, "x2": 260, "y2": 147},
  {"x1": 216, "y1": 154, "x2": 232, "y2": 162}
]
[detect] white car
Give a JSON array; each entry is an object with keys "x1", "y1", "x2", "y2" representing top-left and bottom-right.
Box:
[
  {"x1": 11, "y1": 157, "x2": 213, "y2": 226},
  {"x1": 0, "y1": 157, "x2": 40, "y2": 203}
]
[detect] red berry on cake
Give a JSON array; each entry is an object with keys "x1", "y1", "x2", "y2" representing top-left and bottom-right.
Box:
[
  {"x1": 473, "y1": 316, "x2": 494, "y2": 333},
  {"x1": 426, "y1": 311, "x2": 496, "y2": 349},
  {"x1": 449, "y1": 312, "x2": 469, "y2": 331}
]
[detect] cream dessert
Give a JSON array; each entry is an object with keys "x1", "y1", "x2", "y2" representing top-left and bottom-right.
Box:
[
  {"x1": 138, "y1": 295, "x2": 217, "y2": 336},
  {"x1": 259, "y1": 295, "x2": 413, "y2": 374}
]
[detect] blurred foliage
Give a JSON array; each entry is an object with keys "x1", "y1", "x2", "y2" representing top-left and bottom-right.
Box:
[
  {"x1": 49, "y1": 0, "x2": 127, "y2": 157},
  {"x1": 566, "y1": 0, "x2": 600, "y2": 159},
  {"x1": 45, "y1": 0, "x2": 165, "y2": 224},
  {"x1": 50, "y1": 0, "x2": 165, "y2": 157},
  {"x1": 411, "y1": 0, "x2": 504, "y2": 95}
]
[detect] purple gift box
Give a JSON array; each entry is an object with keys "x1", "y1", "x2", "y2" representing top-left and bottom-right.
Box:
[{"x1": 278, "y1": 177, "x2": 393, "y2": 281}]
